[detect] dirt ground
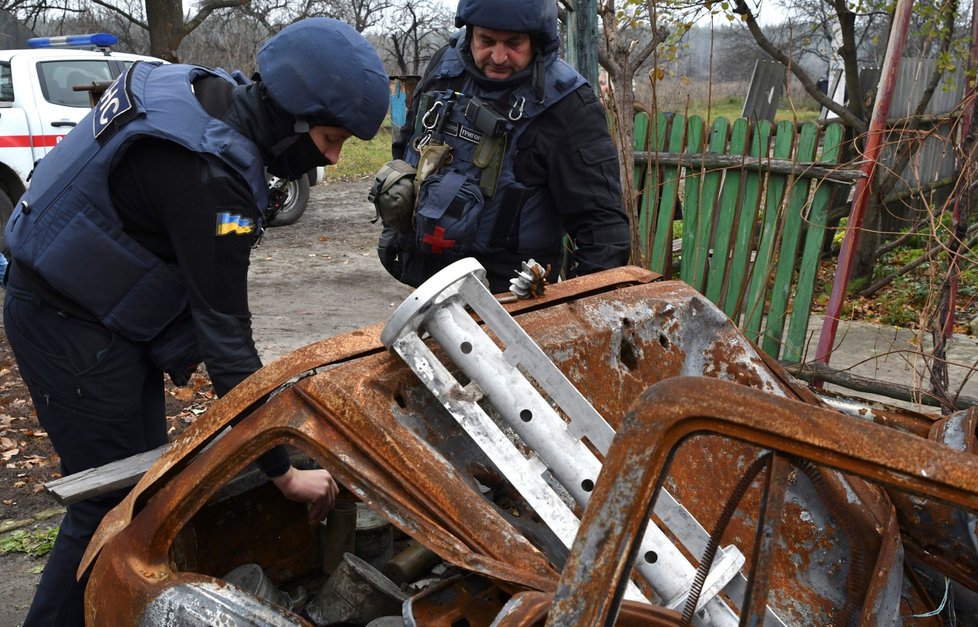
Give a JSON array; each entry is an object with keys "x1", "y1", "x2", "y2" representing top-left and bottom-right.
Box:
[{"x1": 0, "y1": 179, "x2": 411, "y2": 626}]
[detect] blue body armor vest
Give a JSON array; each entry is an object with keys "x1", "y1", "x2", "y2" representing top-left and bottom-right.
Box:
[
  {"x1": 4, "y1": 62, "x2": 267, "y2": 342},
  {"x1": 402, "y1": 41, "x2": 585, "y2": 286}
]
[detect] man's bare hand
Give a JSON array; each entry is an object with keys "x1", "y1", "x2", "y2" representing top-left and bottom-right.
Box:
[{"x1": 271, "y1": 466, "x2": 339, "y2": 521}]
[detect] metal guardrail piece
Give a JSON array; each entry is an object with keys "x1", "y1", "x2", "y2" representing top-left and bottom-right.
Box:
[{"x1": 382, "y1": 259, "x2": 755, "y2": 624}]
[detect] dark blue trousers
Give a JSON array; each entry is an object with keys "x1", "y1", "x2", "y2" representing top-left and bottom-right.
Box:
[{"x1": 4, "y1": 279, "x2": 166, "y2": 626}]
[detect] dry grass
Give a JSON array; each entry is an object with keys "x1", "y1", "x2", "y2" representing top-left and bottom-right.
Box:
[{"x1": 633, "y1": 76, "x2": 820, "y2": 123}]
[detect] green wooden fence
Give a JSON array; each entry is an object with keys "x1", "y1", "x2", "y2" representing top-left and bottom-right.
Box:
[{"x1": 633, "y1": 112, "x2": 849, "y2": 364}]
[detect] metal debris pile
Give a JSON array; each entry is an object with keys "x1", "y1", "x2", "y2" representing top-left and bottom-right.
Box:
[{"x1": 82, "y1": 261, "x2": 978, "y2": 625}]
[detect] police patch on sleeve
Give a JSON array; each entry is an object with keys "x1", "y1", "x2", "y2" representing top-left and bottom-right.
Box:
[
  {"x1": 216, "y1": 212, "x2": 255, "y2": 236},
  {"x1": 93, "y1": 62, "x2": 140, "y2": 141}
]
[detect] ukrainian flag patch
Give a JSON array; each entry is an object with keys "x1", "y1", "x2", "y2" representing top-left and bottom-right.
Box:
[{"x1": 216, "y1": 212, "x2": 255, "y2": 236}]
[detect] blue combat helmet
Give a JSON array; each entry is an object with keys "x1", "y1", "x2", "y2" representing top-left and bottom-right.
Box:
[
  {"x1": 454, "y1": 0, "x2": 559, "y2": 54},
  {"x1": 258, "y1": 18, "x2": 389, "y2": 140}
]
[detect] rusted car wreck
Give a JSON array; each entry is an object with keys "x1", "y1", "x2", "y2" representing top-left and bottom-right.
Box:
[{"x1": 73, "y1": 261, "x2": 978, "y2": 625}]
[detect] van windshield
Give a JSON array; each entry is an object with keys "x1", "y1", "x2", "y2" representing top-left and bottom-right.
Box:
[{"x1": 36, "y1": 60, "x2": 114, "y2": 107}]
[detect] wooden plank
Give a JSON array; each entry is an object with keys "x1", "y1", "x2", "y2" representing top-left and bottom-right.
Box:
[
  {"x1": 648, "y1": 113, "x2": 682, "y2": 275},
  {"x1": 782, "y1": 122, "x2": 847, "y2": 363},
  {"x1": 45, "y1": 445, "x2": 167, "y2": 505},
  {"x1": 705, "y1": 117, "x2": 750, "y2": 308},
  {"x1": 682, "y1": 117, "x2": 729, "y2": 292},
  {"x1": 761, "y1": 122, "x2": 819, "y2": 358},
  {"x1": 743, "y1": 121, "x2": 796, "y2": 342},
  {"x1": 725, "y1": 120, "x2": 773, "y2": 321},
  {"x1": 679, "y1": 116, "x2": 705, "y2": 285},
  {"x1": 633, "y1": 152, "x2": 862, "y2": 182},
  {"x1": 633, "y1": 111, "x2": 652, "y2": 258}
]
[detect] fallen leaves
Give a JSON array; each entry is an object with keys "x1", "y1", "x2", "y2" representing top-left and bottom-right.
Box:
[
  {"x1": 172, "y1": 387, "x2": 194, "y2": 402},
  {"x1": 0, "y1": 525, "x2": 59, "y2": 557}
]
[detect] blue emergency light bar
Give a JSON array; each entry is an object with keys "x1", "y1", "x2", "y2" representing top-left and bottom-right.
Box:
[{"x1": 27, "y1": 33, "x2": 119, "y2": 49}]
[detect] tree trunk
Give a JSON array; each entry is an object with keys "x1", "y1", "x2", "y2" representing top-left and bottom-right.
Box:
[
  {"x1": 851, "y1": 197, "x2": 881, "y2": 283},
  {"x1": 146, "y1": 0, "x2": 184, "y2": 62}
]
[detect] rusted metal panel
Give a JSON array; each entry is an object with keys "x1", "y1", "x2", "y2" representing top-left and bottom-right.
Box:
[
  {"x1": 547, "y1": 377, "x2": 978, "y2": 624},
  {"x1": 80, "y1": 266, "x2": 661, "y2": 576},
  {"x1": 888, "y1": 407, "x2": 978, "y2": 589},
  {"x1": 403, "y1": 574, "x2": 509, "y2": 626}
]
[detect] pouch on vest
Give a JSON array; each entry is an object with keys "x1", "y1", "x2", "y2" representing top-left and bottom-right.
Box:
[
  {"x1": 416, "y1": 171, "x2": 484, "y2": 257},
  {"x1": 369, "y1": 159, "x2": 417, "y2": 235},
  {"x1": 416, "y1": 142, "x2": 452, "y2": 184}
]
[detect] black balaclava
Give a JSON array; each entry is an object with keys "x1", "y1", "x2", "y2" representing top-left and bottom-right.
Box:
[{"x1": 224, "y1": 81, "x2": 330, "y2": 181}]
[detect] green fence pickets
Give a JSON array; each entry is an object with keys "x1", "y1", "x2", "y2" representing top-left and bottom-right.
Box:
[
  {"x1": 633, "y1": 112, "x2": 652, "y2": 253},
  {"x1": 682, "y1": 117, "x2": 729, "y2": 291},
  {"x1": 725, "y1": 120, "x2": 772, "y2": 321},
  {"x1": 633, "y1": 112, "x2": 851, "y2": 363},
  {"x1": 669, "y1": 115, "x2": 704, "y2": 285},
  {"x1": 648, "y1": 113, "x2": 680, "y2": 274},
  {"x1": 706, "y1": 117, "x2": 750, "y2": 309},
  {"x1": 782, "y1": 122, "x2": 846, "y2": 363},
  {"x1": 743, "y1": 121, "x2": 796, "y2": 343},
  {"x1": 761, "y1": 122, "x2": 820, "y2": 358}
]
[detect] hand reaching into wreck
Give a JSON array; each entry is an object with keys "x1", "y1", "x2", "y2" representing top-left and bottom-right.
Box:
[{"x1": 272, "y1": 466, "x2": 339, "y2": 521}]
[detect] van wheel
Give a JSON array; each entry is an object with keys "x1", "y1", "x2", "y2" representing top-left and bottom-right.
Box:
[
  {"x1": 268, "y1": 177, "x2": 310, "y2": 227},
  {"x1": 0, "y1": 189, "x2": 12, "y2": 258}
]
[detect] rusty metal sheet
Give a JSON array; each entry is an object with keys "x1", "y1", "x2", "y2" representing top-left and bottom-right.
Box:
[
  {"x1": 80, "y1": 265, "x2": 660, "y2": 576},
  {"x1": 493, "y1": 591, "x2": 682, "y2": 626},
  {"x1": 84, "y1": 270, "x2": 978, "y2": 624},
  {"x1": 403, "y1": 574, "x2": 509, "y2": 626},
  {"x1": 88, "y1": 276, "x2": 783, "y2": 623},
  {"x1": 888, "y1": 407, "x2": 978, "y2": 589},
  {"x1": 547, "y1": 377, "x2": 978, "y2": 625}
]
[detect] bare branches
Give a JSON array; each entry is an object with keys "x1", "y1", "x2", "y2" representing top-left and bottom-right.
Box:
[
  {"x1": 732, "y1": 0, "x2": 867, "y2": 130},
  {"x1": 87, "y1": 0, "x2": 146, "y2": 30},
  {"x1": 379, "y1": 0, "x2": 452, "y2": 75},
  {"x1": 184, "y1": 0, "x2": 250, "y2": 36}
]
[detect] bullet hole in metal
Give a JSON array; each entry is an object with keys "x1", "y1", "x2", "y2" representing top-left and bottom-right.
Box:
[
  {"x1": 582, "y1": 479, "x2": 594, "y2": 492},
  {"x1": 619, "y1": 338, "x2": 638, "y2": 371},
  {"x1": 394, "y1": 392, "x2": 407, "y2": 409},
  {"x1": 460, "y1": 341, "x2": 472, "y2": 354},
  {"x1": 520, "y1": 409, "x2": 532, "y2": 422},
  {"x1": 644, "y1": 550, "x2": 658, "y2": 564},
  {"x1": 659, "y1": 332, "x2": 670, "y2": 350}
]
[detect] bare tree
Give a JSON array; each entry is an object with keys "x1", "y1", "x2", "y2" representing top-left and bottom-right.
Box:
[
  {"x1": 4, "y1": 0, "x2": 258, "y2": 61},
  {"x1": 178, "y1": 5, "x2": 271, "y2": 69},
  {"x1": 598, "y1": 0, "x2": 668, "y2": 268},
  {"x1": 729, "y1": 0, "x2": 966, "y2": 276},
  {"x1": 325, "y1": 0, "x2": 390, "y2": 32},
  {"x1": 115, "y1": 0, "x2": 248, "y2": 61},
  {"x1": 380, "y1": 0, "x2": 452, "y2": 75}
]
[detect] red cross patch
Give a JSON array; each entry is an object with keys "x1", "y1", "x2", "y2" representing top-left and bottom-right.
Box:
[{"x1": 422, "y1": 226, "x2": 456, "y2": 254}]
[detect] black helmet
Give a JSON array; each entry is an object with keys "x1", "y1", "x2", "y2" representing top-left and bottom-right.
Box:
[
  {"x1": 454, "y1": 0, "x2": 559, "y2": 54},
  {"x1": 258, "y1": 18, "x2": 389, "y2": 140}
]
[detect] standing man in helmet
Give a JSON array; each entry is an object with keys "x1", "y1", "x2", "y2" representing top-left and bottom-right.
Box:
[
  {"x1": 3, "y1": 18, "x2": 389, "y2": 626},
  {"x1": 372, "y1": 0, "x2": 630, "y2": 293}
]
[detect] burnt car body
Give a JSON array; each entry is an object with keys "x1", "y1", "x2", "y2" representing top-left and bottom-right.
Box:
[{"x1": 78, "y1": 265, "x2": 978, "y2": 625}]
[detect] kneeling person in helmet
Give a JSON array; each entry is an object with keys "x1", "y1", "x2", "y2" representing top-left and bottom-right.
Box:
[
  {"x1": 3, "y1": 18, "x2": 389, "y2": 626},
  {"x1": 374, "y1": 0, "x2": 630, "y2": 292}
]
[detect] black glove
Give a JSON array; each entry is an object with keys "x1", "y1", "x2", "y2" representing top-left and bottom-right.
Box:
[{"x1": 377, "y1": 227, "x2": 403, "y2": 281}]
